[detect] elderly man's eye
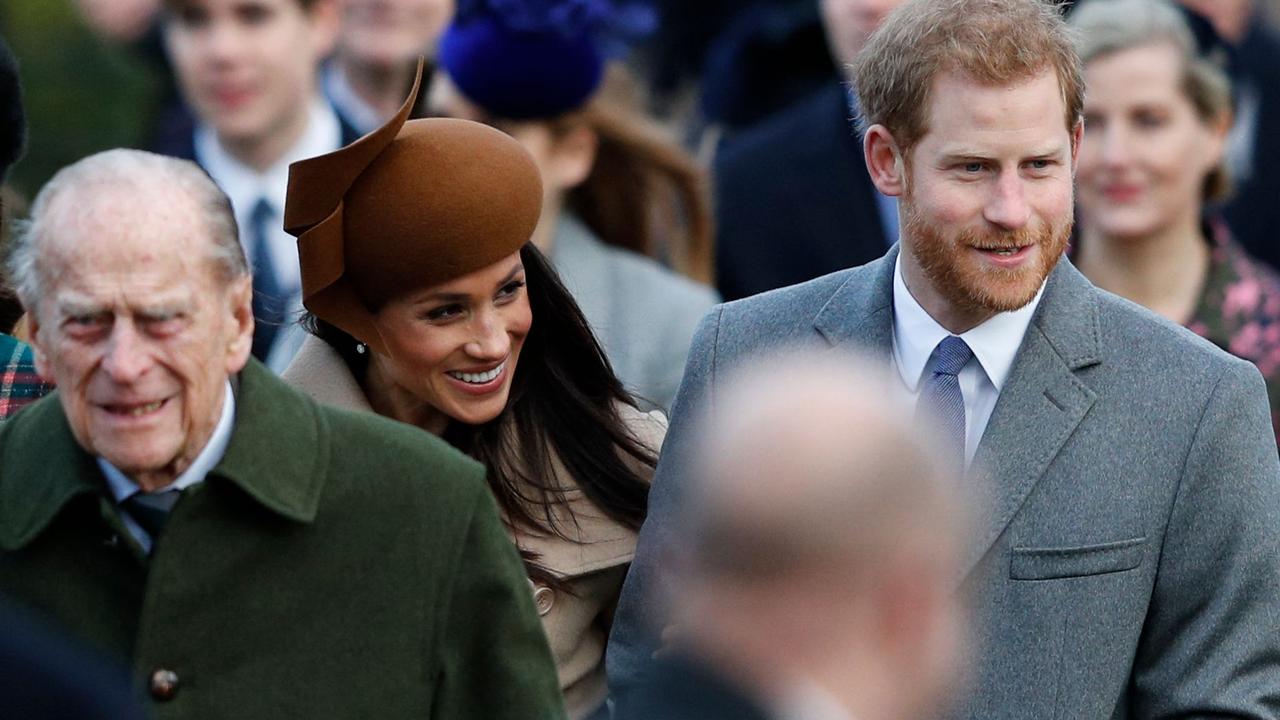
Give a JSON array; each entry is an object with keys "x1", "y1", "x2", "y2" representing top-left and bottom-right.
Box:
[
  {"x1": 63, "y1": 313, "x2": 110, "y2": 338},
  {"x1": 67, "y1": 314, "x2": 105, "y2": 328},
  {"x1": 141, "y1": 314, "x2": 187, "y2": 336}
]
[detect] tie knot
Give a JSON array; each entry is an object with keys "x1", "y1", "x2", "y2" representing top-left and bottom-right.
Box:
[
  {"x1": 931, "y1": 336, "x2": 973, "y2": 377},
  {"x1": 251, "y1": 197, "x2": 274, "y2": 226},
  {"x1": 123, "y1": 489, "x2": 182, "y2": 540}
]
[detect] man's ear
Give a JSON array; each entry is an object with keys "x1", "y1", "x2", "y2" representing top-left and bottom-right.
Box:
[
  {"x1": 864, "y1": 125, "x2": 906, "y2": 197},
  {"x1": 1070, "y1": 119, "x2": 1084, "y2": 172},
  {"x1": 307, "y1": 0, "x2": 342, "y2": 61},
  {"x1": 224, "y1": 275, "x2": 254, "y2": 374},
  {"x1": 26, "y1": 309, "x2": 48, "y2": 378}
]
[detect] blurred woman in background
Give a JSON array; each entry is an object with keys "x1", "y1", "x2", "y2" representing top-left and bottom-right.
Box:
[
  {"x1": 1071, "y1": 0, "x2": 1280, "y2": 440},
  {"x1": 428, "y1": 0, "x2": 719, "y2": 409},
  {"x1": 282, "y1": 66, "x2": 661, "y2": 720}
]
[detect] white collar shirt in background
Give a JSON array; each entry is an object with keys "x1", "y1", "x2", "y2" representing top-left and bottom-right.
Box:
[
  {"x1": 890, "y1": 254, "x2": 1044, "y2": 465},
  {"x1": 194, "y1": 97, "x2": 342, "y2": 301},
  {"x1": 322, "y1": 62, "x2": 382, "y2": 137},
  {"x1": 99, "y1": 381, "x2": 237, "y2": 553},
  {"x1": 774, "y1": 679, "x2": 858, "y2": 720}
]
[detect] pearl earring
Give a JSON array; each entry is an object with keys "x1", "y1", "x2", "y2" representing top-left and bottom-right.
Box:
[{"x1": 356, "y1": 343, "x2": 367, "y2": 355}]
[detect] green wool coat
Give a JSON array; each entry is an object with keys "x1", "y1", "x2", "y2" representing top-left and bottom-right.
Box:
[{"x1": 0, "y1": 360, "x2": 566, "y2": 719}]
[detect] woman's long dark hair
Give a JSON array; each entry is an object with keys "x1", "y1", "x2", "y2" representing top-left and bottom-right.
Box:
[{"x1": 306, "y1": 243, "x2": 654, "y2": 584}]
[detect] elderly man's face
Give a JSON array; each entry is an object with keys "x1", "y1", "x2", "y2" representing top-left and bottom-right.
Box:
[{"x1": 29, "y1": 187, "x2": 253, "y2": 488}]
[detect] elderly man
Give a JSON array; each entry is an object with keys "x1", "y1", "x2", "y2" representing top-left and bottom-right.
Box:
[
  {"x1": 614, "y1": 354, "x2": 966, "y2": 720},
  {"x1": 0, "y1": 149, "x2": 565, "y2": 719},
  {"x1": 610, "y1": 0, "x2": 1280, "y2": 717}
]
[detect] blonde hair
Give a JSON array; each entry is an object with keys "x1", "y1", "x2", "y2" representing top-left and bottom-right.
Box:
[{"x1": 1070, "y1": 0, "x2": 1234, "y2": 202}]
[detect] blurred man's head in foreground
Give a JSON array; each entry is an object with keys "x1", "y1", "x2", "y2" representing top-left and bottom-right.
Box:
[{"x1": 671, "y1": 351, "x2": 969, "y2": 720}]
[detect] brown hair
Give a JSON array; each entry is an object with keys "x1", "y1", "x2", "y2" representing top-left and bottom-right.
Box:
[
  {"x1": 548, "y1": 65, "x2": 714, "y2": 285},
  {"x1": 852, "y1": 0, "x2": 1084, "y2": 154},
  {"x1": 1070, "y1": 0, "x2": 1233, "y2": 202}
]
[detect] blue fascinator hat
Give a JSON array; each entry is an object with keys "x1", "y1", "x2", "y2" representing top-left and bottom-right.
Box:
[{"x1": 439, "y1": 0, "x2": 655, "y2": 120}]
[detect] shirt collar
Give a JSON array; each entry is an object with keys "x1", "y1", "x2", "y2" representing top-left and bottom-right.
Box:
[
  {"x1": 99, "y1": 380, "x2": 236, "y2": 501},
  {"x1": 322, "y1": 62, "x2": 383, "y2": 137},
  {"x1": 891, "y1": 254, "x2": 1044, "y2": 392},
  {"x1": 0, "y1": 361, "x2": 325, "y2": 552},
  {"x1": 194, "y1": 95, "x2": 342, "y2": 219},
  {"x1": 774, "y1": 678, "x2": 858, "y2": 720}
]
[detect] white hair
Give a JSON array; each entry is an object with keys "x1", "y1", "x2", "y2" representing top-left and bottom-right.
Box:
[{"x1": 6, "y1": 149, "x2": 248, "y2": 314}]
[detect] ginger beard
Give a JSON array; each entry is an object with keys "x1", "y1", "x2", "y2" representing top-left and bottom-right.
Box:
[{"x1": 900, "y1": 176, "x2": 1073, "y2": 317}]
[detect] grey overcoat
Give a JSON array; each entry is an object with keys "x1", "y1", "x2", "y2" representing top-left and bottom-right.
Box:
[
  {"x1": 551, "y1": 215, "x2": 719, "y2": 411},
  {"x1": 607, "y1": 246, "x2": 1280, "y2": 719}
]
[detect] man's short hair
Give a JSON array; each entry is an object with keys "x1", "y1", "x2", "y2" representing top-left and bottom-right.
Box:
[
  {"x1": 7, "y1": 150, "x2": 248, "y2": 314},
  {"x1": 0, "y1": 36, "x2": 25, "y2": 182},
  {"x1": 851, "y1": 0, "x2": 1084, "y2": 153}
]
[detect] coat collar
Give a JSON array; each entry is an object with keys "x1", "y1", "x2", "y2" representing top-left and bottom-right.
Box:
[
  {"x1": 281, "y1": 334, "x2": 374, "y2": 413},
  {"x1": 282, "y1": 333, "x2": 661, "y2": 577},
  {"x1": 812, "y1": 245, "x2": 898, "y2": 358},
  {"x1": 813, "y1": 246, "x2": 1104, "y2": 580},
  {"x1": 0, "y1": 359, "x2": 327, "y2": 551}
]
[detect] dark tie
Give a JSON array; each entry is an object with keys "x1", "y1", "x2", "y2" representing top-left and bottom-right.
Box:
[
  {"x1": 918, "y1": 336, "x2": 974, "y2": 463},
  {"x1": 122, "y1": 489, "x2": 182, "y2": 541},
  {"x1": 249, "y1": 198, "x2": 284, "y2": 360}
]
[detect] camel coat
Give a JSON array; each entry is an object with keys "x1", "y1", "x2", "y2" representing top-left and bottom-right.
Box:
[{"x1": 283, "y1": 335, "x2": 665, "y2": 719}]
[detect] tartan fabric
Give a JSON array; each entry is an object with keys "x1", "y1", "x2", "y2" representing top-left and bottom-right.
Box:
[{"x1": 0, "y1": 333, "x2": 52, "y2": 421}]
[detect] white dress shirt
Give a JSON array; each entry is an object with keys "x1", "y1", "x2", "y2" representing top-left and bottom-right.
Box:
[
  {"x1": 890, "y1": 255, "x2": 1044, "y2": 464},
  {"x1": 774, "y1": 679, "x2": 858, "y2": 720},
  {"x1": 194, "y1": 97, "x2": 343, "y2": 371},
  {"x1": 99, "y1": 381, "x2": 236, "y2": 553}
]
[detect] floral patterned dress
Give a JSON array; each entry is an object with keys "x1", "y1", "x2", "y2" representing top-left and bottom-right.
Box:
[{"x1": 1185, "y1": 224, "x2": 1280, "y2": 445}]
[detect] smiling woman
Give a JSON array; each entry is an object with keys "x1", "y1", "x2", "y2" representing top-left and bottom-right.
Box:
[
  {"x1": 1070, "y1": 0, "x2": 1280, "y2": 443},
  {"x1": 280, "y1": 64, "x2": 660, "y2": 720}
]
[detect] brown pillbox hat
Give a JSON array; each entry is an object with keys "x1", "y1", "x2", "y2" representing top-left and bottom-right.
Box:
[{"x1": 284, "y1": 59, "x2": 543, "y2": 354}]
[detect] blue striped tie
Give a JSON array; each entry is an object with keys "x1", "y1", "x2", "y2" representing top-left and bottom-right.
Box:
[
  {"x1": 123, "y1": 489, "x2": 181, "y2": 541},
  {"x1": 249, "y1": 198, "x2": 283, "y2": 360},
  {"x1": 919, "y1": 336, "x2": 973, "y2": 463}
]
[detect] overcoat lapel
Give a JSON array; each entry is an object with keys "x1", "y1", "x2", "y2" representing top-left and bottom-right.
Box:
[
  {"x1": 812, "y1": 248, "x2": 1103, "y2": 582},
  {"x1": 812, "y1": 246, "x2": 898, "y2": 360},
  {"x1": 962, "y1": 259, "x2": 1101, "y2": 579}
]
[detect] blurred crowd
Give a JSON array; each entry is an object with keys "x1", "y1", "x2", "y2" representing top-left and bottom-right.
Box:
[{"x1": 4, "y1": 0, "x2": 1280, "y2": 718}]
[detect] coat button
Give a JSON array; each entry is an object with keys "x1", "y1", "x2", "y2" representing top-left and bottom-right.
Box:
[
  {"x1": 533, "y1": 585, "x2": 555, "y2": 616},
  {"x1": 149, "y1": 669, "x2": 180, "y2": 701}
]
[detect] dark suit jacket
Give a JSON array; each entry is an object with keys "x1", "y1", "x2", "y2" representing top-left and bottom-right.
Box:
[
  {"x1": 609, "y1": 248, "x2": 1280, "y2": 718},
  {"x1": 612, "y1": 653, "x2": 772, "y2": 720},
  {"x1": 0, "y1": 360, "x2": 566, "y2": 719},
  {"x1": 713, "y1": 83, "x2": 889, "y2": 301},
  {"x1": 0, "y1": 598, "x2": 146, "y2": 720},
  {"x1": 1223, "y1": 19, "x2": 1280, "y2": 271},
  {"x1": 148, "y1": 102, "x2": 363, "y2": 162}
]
